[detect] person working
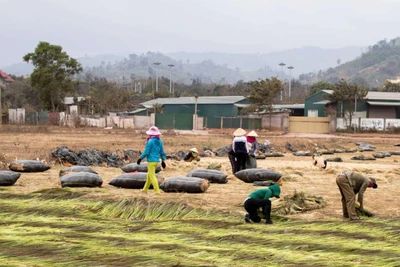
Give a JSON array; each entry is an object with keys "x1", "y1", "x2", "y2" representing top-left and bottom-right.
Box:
[
  {"x1": 184, "y1": 148, "x2": 200, "y2": 162},
  {"x1": 336, "y1": 171, "x2": 378, "y2": 220},
  {"x1": 137, "y1": 126, "x2": 166, "y2": 194},
  {"x1": 232, "y1": 128, "x2": 249, "y2": 173},
  {"x1": 246, "y1": 130, "x2": 259, "y2": 168},
  {"x1": 243, "y1": 184, "x2": 281, "y2": 224}
]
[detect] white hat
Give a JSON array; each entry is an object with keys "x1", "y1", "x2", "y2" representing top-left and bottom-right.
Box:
[
  {"x1": 247, "y1": 130, "x2": 259, "y2": 137},
  {"x1": 233, "y1": 128, "x2": 246, "y2": 137},
  {"x1": 190, "y1": 148, "x2": 198, "y2": 153}
]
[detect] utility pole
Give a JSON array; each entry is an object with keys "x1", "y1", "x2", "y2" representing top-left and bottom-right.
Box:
[
  {"x1": 153, "y1": 62, "x2": 161, "y2": 91},
  {"x1": 278, "y1": 62, "x2": 286, "y2": 102},
  {"x1": 168, "y1": 64, "x2": 175, "y2": 96},
  {"x1": 287, "y1": 66, "x2": 294, "y2": 103}
]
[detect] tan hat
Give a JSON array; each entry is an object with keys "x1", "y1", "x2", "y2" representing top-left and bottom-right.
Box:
[
  {"x1": 190, "y1": 148, "x2": 198, "y2": 153},
  {"x1": 233, "y1": 128, "x2": 246, "y2": 137},
  {"x1": 247, "y1": 130, "x2": 259, "y2": 137}
]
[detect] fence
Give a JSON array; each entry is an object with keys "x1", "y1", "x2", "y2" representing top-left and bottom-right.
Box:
[{"x1": 6, "y1": 108, "x2": 400, "y2": 132}]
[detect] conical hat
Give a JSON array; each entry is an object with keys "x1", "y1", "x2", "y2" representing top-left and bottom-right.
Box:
[
  {"x1": 190, "y1": 148, "x2": 198, "y2": 153},
  {"x1": 247, "y1": 130, "x2": 259, "y2": 137},
  {"x1": 233, "y1": 128, "x2": 246, "y2": 137}
]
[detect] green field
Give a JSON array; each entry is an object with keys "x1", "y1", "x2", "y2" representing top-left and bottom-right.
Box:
[{"x1": 1, "y1": 188, "x2": 399, "y2": 267}]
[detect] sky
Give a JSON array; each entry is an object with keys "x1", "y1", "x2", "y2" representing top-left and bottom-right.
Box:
[{"x1": 1, "y1": 0, "x2": 400, "y2": 67}]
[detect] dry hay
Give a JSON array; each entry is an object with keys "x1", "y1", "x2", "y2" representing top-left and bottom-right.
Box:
[
  {"x1": 207, "y1": 162, "x2": 222, "y2": 170},
  {"x1": 273, "y1": 190, "x2": 327, "y2": 215}
]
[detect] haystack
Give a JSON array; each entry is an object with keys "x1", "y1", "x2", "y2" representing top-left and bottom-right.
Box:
[{"x1": 272, "y1": 191, "x2": 326, "y2": 215}]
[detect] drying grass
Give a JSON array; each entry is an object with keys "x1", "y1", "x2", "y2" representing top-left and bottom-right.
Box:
[
  {"x1": 2, "y1": 127, "x2": 400, "y2": 266},
  {"x1": 1, "y1": 189, "x2": 400, "y2": 266}
]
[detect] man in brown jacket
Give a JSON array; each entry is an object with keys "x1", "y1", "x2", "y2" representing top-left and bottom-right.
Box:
[{"x1": 336, "y1": 172, "x2": 378, "y2": 220}]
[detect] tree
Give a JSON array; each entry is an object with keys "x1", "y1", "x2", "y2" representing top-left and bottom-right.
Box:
[
  {"x1": 308, "y1": 81, "x2": 333, "y2": 96},
  {"x1": 327, "y1": 79, "x2": 367, "y2": 127},
  {"x1": 381, "y1": 81, "x2": 400, "y2": 92},
  {"x1": 246, "y1": 77, "x2": 283, "y2": 129},
  {"x1": 23, "y1": 41, "x2": 82, "y2": 111}
]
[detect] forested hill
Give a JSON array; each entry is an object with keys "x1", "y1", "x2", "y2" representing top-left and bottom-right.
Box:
[
  {"x1": 299, "y1": 37, "x2": 400, "y2": 87},
  {"x1": 3, "y1": 46, "x2": 362, "y2": 85}
]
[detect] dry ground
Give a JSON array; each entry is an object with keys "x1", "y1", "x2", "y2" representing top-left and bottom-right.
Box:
[{"x1": 1, "y1": 125, "x2": 400, "y2": 221}]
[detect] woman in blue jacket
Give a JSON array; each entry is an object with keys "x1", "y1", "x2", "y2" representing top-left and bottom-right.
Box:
[{"x1": 137, "y1": 126, "x2": 166, "y2": 194}]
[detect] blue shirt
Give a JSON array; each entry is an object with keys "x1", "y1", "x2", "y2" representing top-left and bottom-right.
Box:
[{"x1": 140, "y1": 137, "x2": 166, "y2": 162}]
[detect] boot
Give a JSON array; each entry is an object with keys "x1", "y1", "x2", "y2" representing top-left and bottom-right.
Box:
[
  {"x1": 262, "y1": 205, "x2": 273, "y2": 224},
  {"x1": 244, "y1": 214, "x2": 253, "y2": 223}
]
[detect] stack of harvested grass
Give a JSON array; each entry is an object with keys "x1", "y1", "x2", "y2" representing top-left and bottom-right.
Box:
[
  {"x1": 273, "y1": 190, "x2": 326, "y2": 215},
  {"x1": 207, "y1": 162, "x2": 222, "y2": 170}
]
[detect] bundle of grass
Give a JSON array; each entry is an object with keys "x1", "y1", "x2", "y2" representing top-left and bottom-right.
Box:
[
  {"x1": 59, "y1": 166, "x2": 98, "y2": 177},
  {"x1": 60, "y1": 172, "x2": 103, "y2": 188},
  {"x1": 121, "y1": 162, "x2": 162, "y2": 173},
  {"x1": 187, "y1": 169, "x2": 227, "y2": 184},
  {"x1": 235, "y1": 168, "x2": 282, "y2": 183},
  {"x1": 109, "y1": 173, "x2": 164, "y2": 189},
  {"x1": 273, "y1": 190, "x2": 326, "y2": 215},
  {"x1": 160, "y1": 177, "x2": 209, "y2": 193},
  {"x1": 9, "y1": 160, "x2": 50, "y2": 172},
  {"x1": 355, "y1": 204, "x2": 374, "y2": 217},
  {"x1": 207, "y1": 162, "x2": 221, "y2": 170},
  {"x1": 0, "y1": 170, "x2": 21, "y2": 186}
]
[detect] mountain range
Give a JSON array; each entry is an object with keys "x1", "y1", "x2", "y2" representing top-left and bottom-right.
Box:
[{"x1": 1, "y1": 46, "x2": 364, "y2": 84}]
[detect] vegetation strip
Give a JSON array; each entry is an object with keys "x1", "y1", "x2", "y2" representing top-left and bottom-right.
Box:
[{"x1": 1, "y1": 190, "x2": 400, "y2": 266}]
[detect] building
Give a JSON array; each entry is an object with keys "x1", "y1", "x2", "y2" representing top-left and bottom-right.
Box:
[
  {"x1": 305, "y1": 90, "x2": 400, "y2": 118},
  {"x1": 0, "y1": 70, "x2": 15, "y2": 88},
  {"x1": 139, "y1": 96, "x2": 250, "y2": 117}
]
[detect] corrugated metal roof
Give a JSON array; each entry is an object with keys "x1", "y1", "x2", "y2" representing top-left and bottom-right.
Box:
[
  {"x1": 313, "y1": 100, "x2": 331, "y2": 105},
  {"x1": 367, "y1": 101, "x2": 400, "y2": 106},
  {"x1": 140, "y1": 96, "x2": 246, "y2": 106},
  {"x1": 273, "y1": 104, "x2": 305, "y2": 109},
  {"x1": 366, "y1": 92, "x2": 400, "y2": 101}
]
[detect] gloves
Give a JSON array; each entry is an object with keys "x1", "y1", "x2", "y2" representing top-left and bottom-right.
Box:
[
  {"x1": 161, "y1": 161, "x2": 166, "y2": 169},
  {"x1": 136, "y1": 158, "x2": 142, "y2": 165}
]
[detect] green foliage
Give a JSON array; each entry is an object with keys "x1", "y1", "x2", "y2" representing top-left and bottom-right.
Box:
[
  {"x1": 23, "y1": 41, "x2": 82, "y2": 111},
  {"x1": 308, "y1": 81, "x2": 333, "y2": 96},
  {"x1": 381, "y1": 81, "x2": 400, "y2": 92},
  {"x1": 246, "y1": 77, "x2": 283, "y2": 112},
  {"x1": 327, "y1": 80, "x2": 367, "y2": 120}
]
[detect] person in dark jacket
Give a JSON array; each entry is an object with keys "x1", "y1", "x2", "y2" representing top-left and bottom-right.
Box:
[
  {"x1": 336, "y1": 172, "x2": 378, "y2": 220},
  {"x1": 244, "y1": 184, "x2": 281, "y2": 224},
  {"x1": 137, "y1": 126, "x2": 166, "y2": 194},
  {"x1": 232, "y1": 128, "x2": 249, "y2": 173}
]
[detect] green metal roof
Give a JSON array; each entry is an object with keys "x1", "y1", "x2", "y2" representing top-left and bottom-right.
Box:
[{"x1": 140, "y1": 96, "x2": 246, "y2": 108}]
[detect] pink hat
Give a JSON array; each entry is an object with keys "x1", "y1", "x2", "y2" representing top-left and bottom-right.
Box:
[{"x1": 146, "y1": 126, "x2": 161, "y2": 136}]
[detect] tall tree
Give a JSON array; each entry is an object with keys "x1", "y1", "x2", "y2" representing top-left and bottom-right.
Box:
[
  {"x1": 23, "y1": 42, "x2": 82, "y2": 111},
  {"x1": 246, "y1": 77, "x2": 283, "y2": 129},
  {"x1": 327, "y1": 79, "x2": 367, "y2": 126}
]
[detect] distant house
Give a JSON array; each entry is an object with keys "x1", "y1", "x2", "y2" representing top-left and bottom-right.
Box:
[
  {"x1": 0, "y1": 70, "x2": 15, "y2": 88},
  {"x1": 305, "y1": 90, "x2": 400, "y2": 118},
  {"x1": 139, "y1": 96, "x2": 250, "y2": 117},
  {"x1": 386, "y1": 76, "x2": 400, "y2": 84}
]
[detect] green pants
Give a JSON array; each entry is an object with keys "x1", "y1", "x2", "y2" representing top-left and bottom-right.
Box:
[
  {"x1": 143, "y1": 162, "x2": 160, "y2": 194},
  {"x1": 336, "y1": 175, "x2": 357, "y2": 219}
]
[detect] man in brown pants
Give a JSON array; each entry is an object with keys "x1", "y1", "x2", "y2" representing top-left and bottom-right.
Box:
[{"x1": 336, "y1": 171, "x2": 378, "y2": 220}]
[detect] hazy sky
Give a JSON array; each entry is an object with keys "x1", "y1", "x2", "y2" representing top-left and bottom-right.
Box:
[{"x1": 1, "y1": 0, "x2": 400, "y2": 66}]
